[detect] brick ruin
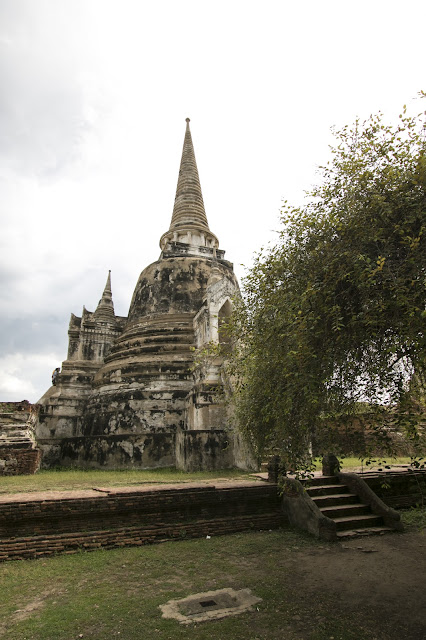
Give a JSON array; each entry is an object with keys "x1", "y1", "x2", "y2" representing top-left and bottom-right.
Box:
[
  {"x1": 35, "y1": 119, "x2": 254, "y2": 472},
  {"x1": 0, "y1": 401, "x2": 41, "y2": 476}
]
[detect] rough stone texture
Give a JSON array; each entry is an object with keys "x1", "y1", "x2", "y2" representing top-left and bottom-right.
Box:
[
  {"x1": 159, "y1": 118, "x2": 219, "y2": 253},
  {"x1": 337, "y1": 472, "x2": 403, "y2": 531},
  {"x1": 160, "y1": 588, "x2": 262, "y2": 625},
  {"x1": 37, "y1": 433, "x2": 175, "y2": 469},
  {"x1": 267, "y1": 455, "x2": 286, "y2": 483},
  {"x1": 322, "y1": 453, "x2": 340, "y2": 476},
  {"x1": 281, "y1": 476, "x2": 337, "y2": 541},
  {"x1": 0, "y1": 482, "x2": 283, "y2": 561},
  {"x1": 35, "y1": 120, "x2": 252, "y2": 472},
  {"x1": 0, "y1": 402, "x2": 41, "y2": 476},
  {"x1": 175, "y1": 429, "x2": 234, "y2": 472}
]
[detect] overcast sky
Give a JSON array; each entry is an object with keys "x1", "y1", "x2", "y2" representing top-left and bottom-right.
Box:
[{"x1": 0, "y1": 0, "x2": 424, "y2": 402}]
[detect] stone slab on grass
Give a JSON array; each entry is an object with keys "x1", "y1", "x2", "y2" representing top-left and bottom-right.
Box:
[{"x1": 160, "y1": 587, "x2": 262, "y2": 624}]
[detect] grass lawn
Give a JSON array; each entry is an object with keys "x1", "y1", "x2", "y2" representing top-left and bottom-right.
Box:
[
  {"x1": 0, "y1": 457, "x2": 415, "y2": 495},
  {"x1": 317, "y1": 456, "x2": 414, "y2": 473},
  {"x1": 0, "y1": 467, "x2": 252, "y2": 495},
  {"x1": 0, "y1": 511, "x2": 424, "y2": 640}
]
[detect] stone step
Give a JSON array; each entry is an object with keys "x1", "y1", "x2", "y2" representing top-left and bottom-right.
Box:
[
  {"x1": 306, "y1": 484, "x2": 350, "y2": 497},
  {"x1": 336, "y1": 526, "x2": 396, "y2": 539},
  {"x1": 301, "y1": 477, "x2": 400, "y2": 539},
  {"x1": 311, "y1": 493, "x2": 359, "y2": 508},
  {"x1": 333, "y1": 514, "x2": 384, "y2": 531},
  {"x1": 319, "y1": 503, "x2": 371, "y2": 519},
  {"x1": 126, "y1": 325, "x2": 193, "y2": 337},
  {"x1": 0, "y1": 442, "x2": 36, "y2": 450},
  {"x1": 141, "y1": 334, "x2": 194, "y2": 344},
  {"x1": 0, "y1": 424, "x2": 31, "y2": 430},
  {"x1": 302, "y1": 475, "x2": 337, "y2": 487}
]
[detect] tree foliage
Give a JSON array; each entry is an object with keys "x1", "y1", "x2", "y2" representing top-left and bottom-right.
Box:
[{"x1": 228, "y1": 100, "x2": 426, "y2": 470}]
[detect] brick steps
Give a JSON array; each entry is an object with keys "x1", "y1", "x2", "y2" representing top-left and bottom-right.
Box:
[
  {"x1": 311, "y1": 493, "x2": 359, "y2": 508},
  {"x1": 319, "y1": 503, "x2": 371, "y2": 519},
  {"x1": 306, "y1": 484, "x2": 351, "y2": 496},
  {"x1": 304, "y1": 478, "x2": 394, "y2": 538},
  {"x1": 333, "y1": 513, "x2": 384, "y2": 531}
]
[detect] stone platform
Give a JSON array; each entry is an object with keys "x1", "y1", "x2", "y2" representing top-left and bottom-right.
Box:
[{"x1": 0, "y1": 480, "x2": 284, "y2": 562}]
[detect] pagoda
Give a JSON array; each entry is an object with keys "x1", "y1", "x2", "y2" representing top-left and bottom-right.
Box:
[{"x1": 36, "y1": 120, "x2": 252, "y2": 471}]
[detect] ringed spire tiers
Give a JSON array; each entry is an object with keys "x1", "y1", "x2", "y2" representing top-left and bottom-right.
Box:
[
  {"x1": 35, "y1": 117, "x2": 244, "y2": 474},
  {"x1": 160, "y1": 119, "x2": 219, "y2": 253},
  {"x1": 93, "y1": 270, "x2": 115, "y2": 321}
]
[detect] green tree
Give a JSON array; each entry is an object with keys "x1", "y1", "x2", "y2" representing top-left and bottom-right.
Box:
[{"x1": 228, "y1": 100, "x2": 426, "y2": 471}]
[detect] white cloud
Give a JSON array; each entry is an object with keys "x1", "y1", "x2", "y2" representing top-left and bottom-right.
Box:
[
  {"x1": 0, "y1": 352, "x2": 61, "y2": 402},
  {"x1": 0, "y1": 1, "x2": 103, "y2": 179}
]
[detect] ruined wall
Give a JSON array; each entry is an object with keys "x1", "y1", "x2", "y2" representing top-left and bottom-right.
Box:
[
  {"x1": 36, "y1": 368, "x2": 93, "y2": 438},
  {"x1": 312, "y1": 415, "x2": 425, "y2": 457},
  {"x1": 185, "y1": 378, "x2": 227, "y2": 431},
  {"x1": 0, "y1": 401, "x2": 41, "y2": 476},
  {"x1": 0, "y1": 449, "x2": 41, "y2": 476},
  {"x1": 36, "y1": 306, "x2": 126, "y2": 445},
  {"x1": 67, "y1": 310, "x2": 124, "y2": 364},
  {"x1": 175, "y1": 429, "x2": 235, "y2": 471},
  {"x1": 37, "y1": 432, "x2": 175, "y2": 469},
  {"x1": 362, "y1": 470, "x2": 426, "y2": 509}
]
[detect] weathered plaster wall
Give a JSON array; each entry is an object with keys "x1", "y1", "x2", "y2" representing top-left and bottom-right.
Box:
[
  {"x1": 175, "y1": 429, "x2": 235, "y2": 471},
  {"x1": 37, "y1": 432, "x2": 175, "y2": 469}
]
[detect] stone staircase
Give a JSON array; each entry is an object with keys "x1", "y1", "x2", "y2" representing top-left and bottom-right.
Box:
[{"x1": 305, "y1": 476, "x2": 396, "y2": 538}]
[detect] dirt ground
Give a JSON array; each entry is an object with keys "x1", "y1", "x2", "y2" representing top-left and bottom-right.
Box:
[{"x1": 280, "y1": 529, "x2": 426, "y2": 640}]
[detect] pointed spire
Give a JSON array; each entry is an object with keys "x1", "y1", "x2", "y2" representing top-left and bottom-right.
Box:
[
  {"x1": 169, "y1": 118, "x2": 210, "y2": 232},
  {"x1": 103, "y1": 270, "x2": 112, "y2": 297},
  {"x1": 94, "y1": 270, "x2": 115, "y2": 321},
  {"x1": 160, "y1": 119, "x2": 219, "y2": 252}
]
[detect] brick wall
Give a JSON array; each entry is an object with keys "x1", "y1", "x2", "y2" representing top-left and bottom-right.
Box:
[
  {"x1": 363, "y1": 470, "x2": 426, "y2": 509},
  {"x1": 0, "y1": 483, "x2": 284, "y2": 562},
  {"x1": 0, "y1": 448, "x2": 41, "y2": 476}
]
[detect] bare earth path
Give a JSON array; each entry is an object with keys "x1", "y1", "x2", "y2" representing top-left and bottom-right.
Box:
[{"x1": 280, "y1": 530, "x2": 426, "y2": 639}]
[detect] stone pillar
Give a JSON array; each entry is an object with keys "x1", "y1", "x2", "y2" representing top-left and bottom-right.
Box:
[
  {"x1": 322, "y1": 453, "x2": 340, "y2": 476},
  {"x1": 267, "y1": 455, "x2": 285, "y2": 483}
]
